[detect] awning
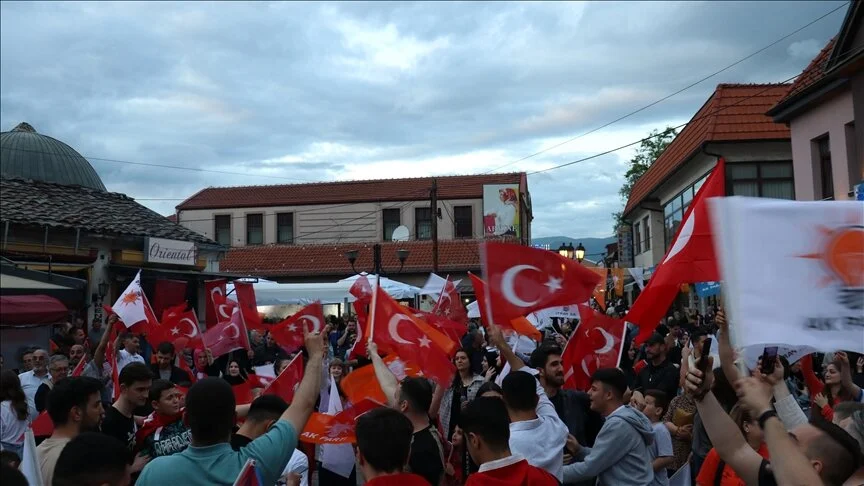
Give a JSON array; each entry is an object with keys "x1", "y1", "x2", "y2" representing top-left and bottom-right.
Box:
[
  {"x1": 0, "y1": 294, "x2": 69, "y2": 326},
  {"x1": 0, "y1": 262, "x2": 88, "y2": 307},
  {"x1": 110, "y1": 264, "x2": 252, "y2": 281}
]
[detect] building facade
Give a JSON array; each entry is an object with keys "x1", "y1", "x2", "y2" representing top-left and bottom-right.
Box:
[
  {"x1": 175, "y1": 173, "x2": 532, "y2": 287},
  {"x1": 766, "y1": 2, "x2": 862, "y2": 201}
]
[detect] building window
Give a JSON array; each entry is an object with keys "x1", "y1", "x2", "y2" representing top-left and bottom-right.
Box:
[
  {"x1": 214, "y1": 215, "x2": 231, "y2": 246},
  {"x1": 634, "y1": 221, "x2": 642, "y2": 255},
  {"x1": 642, "y1": 216, "x2": 651, "y2": 251},
  {"x1": 454, "y1": 206, "x2": 473, "y2": 239},
  {"x1": 415, "y1": 207, "x2": 432, "y2": 241},
  {"x1": 662, "y1": 172, "x2": 709, "y2": 250},
  {"x1": 816, "y1": 137, "x2": 833, "y2": 200},
  {"x1": 383, "y1": 208, "x2": 401, "y2": 241},
  {"x1": 727, "y1": 161, "x2": 794, "y2": 200},
  {"x1": 246, "y1": 213, "x2": 263, "y2": 245},
  {"x1": 276, "y1": 212, "x2": 293, "y2": 244}
]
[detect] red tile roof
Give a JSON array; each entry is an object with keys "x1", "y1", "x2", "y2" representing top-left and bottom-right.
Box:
[
  {"x1": 166, "y1": 214, "x2": 177, "y2": 223},
  {"x1": 220, "y1": 238, "x2": 504, "y2": 278},
  {"x1": 623, "y1": 84, "x2": 791, "y2": 215},
  {"x1": 770, "y1": 38, "x2": 836, "y2": 113},
  {"x1": 177, "y1": 173, "x2": 526, "y2": 210}
]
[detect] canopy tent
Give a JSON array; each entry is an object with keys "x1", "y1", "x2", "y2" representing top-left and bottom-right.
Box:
[
  {"x1": 0, "y1": 295, "x2": 69, "y2": 326},
  {"x1": 227, "y1": 273, "x2": 421, "y2": 306}
]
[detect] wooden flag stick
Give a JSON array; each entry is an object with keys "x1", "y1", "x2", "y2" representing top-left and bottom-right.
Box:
[{"x1": 367, "y1": 274, "x2": 380, "y2": 343}]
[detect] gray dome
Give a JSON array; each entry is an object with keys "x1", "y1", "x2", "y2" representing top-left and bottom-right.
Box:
[{"x1": 1, "y1": 122, "x2": 106, "y2": 191}]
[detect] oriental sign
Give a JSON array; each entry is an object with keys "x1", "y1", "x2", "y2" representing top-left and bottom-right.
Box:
[{"x1": 145, "y1": 237, "x2": 197, "y2": 266}]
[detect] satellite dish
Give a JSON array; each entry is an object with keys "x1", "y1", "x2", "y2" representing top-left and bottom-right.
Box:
[{"x1": 391, "y1": 225, "x2": 410, "y2": 242}]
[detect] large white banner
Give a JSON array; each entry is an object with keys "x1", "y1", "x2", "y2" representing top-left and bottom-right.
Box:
[{"x1": 710, "y1": 197, "x2": 864, "y2": 353}]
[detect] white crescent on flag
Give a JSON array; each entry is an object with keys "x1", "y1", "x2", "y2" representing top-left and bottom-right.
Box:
[{"x1": 501, "y1": 265, "x2": 542, "y2": 307}]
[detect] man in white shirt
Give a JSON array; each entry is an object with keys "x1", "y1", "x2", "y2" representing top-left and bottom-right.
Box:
[
  {"x1": 488, "y1": 325, "x2": 568, "y2": 482},
  {"x1": 18, "y1": 349, "x2": 50, "y2": 409},
  {"x1": 115, "y1": 332, "x2": 145, "y2": 372}
]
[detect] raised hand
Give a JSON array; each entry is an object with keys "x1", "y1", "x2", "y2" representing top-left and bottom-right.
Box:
[
  {"x1": 304, "y1": 328, "x2": 326, "y2": 358},
  {"x1": 735, "y1": 376, "x2": 773, "y2": 415}
]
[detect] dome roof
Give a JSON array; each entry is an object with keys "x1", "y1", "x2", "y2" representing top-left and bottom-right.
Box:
[{"x1": 1, "y1": 122, "x2": 106, "y2": 191}]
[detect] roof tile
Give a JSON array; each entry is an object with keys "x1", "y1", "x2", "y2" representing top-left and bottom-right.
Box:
[
  {"x1": 773, "y1": 38, "x2": 835, "y2": 109},
  {"x1": 623, "y1": 83, "x2": 790, "y2": 215}
]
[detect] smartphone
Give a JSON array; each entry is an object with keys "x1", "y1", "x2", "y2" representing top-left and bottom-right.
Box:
[
  {"x1": 697, "y1": 337, "x2": 713, "y2": 372},
  {"x1": 761, "y1": 346, "x2": 779, "y2": 375}
]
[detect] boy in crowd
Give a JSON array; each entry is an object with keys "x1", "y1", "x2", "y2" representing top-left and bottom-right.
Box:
[
  {"x1": 102, "y1": 362, "x2": 152, "y2": 452},
  {"x1": 354, "y1": 407, "x2": 430, "y2": 485},
  {"x1": 136, "y1": 379, "x2": 191, "y2": 459},
  {"x1": 643, "y1": 389, "x2": 674, "y2": 486}
]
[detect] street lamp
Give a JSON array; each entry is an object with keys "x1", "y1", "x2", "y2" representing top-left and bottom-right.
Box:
[
  {"x1": 557, "y1": 243, "x2": 575, "y2": 260},
  {"x1": 575, "y1": 243, "x2": 586, "y2": 263},
  {"x1": 344, "y1": 244, "x2": 410, "y2": 275},
  {"x1": 97, "y1": 281, "x2": 109, "y2": 300}
]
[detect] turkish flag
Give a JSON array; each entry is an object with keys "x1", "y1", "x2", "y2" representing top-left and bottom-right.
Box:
[
  {"x1": 270, "y1": 302, "x2": 325, "y2": 353},
  {"x1": 105, "y1": 326, "x2": 121, "y2": 401},
  {"x1": 234, "y1": 458, "x2": 264, "y2": 486},
  {"x1": 234, "y1": 281, "x2": 266, "y2": 332},
  {"x1": 371, "y1": 287, "x2": 455, "y2": 385},
  {"x1": 412, "y1": 308, "x2": 467, "y2": 344},
  {"x1": 204, "y1": 279, "x2": 228, "y2": 329},
  {"x1": 468, "y1": 273, "x2": 542, "y2": 341},
  {"x1": 31, "y1": 411, "x2": 54, "y2": 437},
  {"x1": 348, "y1": 276, "x2": 373, "y2": 359},
  {"x1": 152, "y1": 279, "x2": 187, "y2": 320},
  {"x1": 481, "y1": 242, "x2": 602, "y2": 327},
  {"x1": 432, "y1": 278, "x2": 468, "y2": 325},
  {"x1": 263, "y1": 354, "x2": 304, "y2": 404},
  {"x1": 70, "y1": 357, "x2": 87, "y2": 377},
  {"x1": 341, "y1": 356, "x2": 423, "y2": 405},
  {"x1": 300, "y1": 399, "x2": 382, "y2": 445},
  {"x1": 202, "y1": 309, "x2": 250, "y2": 358},
  {"x1": 562, "y1": 305, "x2": 626, "y2": 391},
  {"x1": 233, "y1": 381, "x2": 255, "y2": 406},
  {"x1": 628, "y1": 157, "x2": 726, "y2": 344},
  {"x1": 153, "y1": 306, "x2": 202, "y2": 351}
]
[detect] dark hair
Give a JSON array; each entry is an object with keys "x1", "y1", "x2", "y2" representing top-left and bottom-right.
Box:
[
  {"x1": 502, "y1": 371, "x2": 539, "y2": 412},
  {"x1": 0, "y1": 450, "x2": 21, "y2": 467},
  {"x1": 247, "y1": 395, "x2": 288, "y2": 423},
  {"x1": 273, "y1": 357, "x2": 291, "y2": 376},
  {"x1": 149, "y1": 379, "x2": 176, "y2": 404},
  {"x1": 454, "y1": 348, "x2": 470, "y2": 360},
  {"x1": 477, "y1": 381, "x2": 503, "y2": 397},
  {"x1": 398, "y1": 377, "x2": 433, "y2": 414},
  {"x1": 825, "y1": 360, "x2": 853, "y2": 404},
  {"x1": 807, "y1": 414, "x2": 861, "y2": 485},
  {"x1": 355, "y1": 407, "x2": 414, "y2": 474},
  {"x1": 118, "y1": 362, "x2": 152, "y2": 388},
  {"x1": 53, "y1": 432, "x2": 131, "y2": 486},
  {"x1": 459, "y1": 396, "x2": 511, "y2": 453},
  {"x1": 119, "y1": 332, "x2": 136, "y2": 343},
  {"x1": 46, "y1": 376, "x2": 103, "y2": 426},
  {"x1": 0, "y1": 462, "x2": 26, "y2": 486},
  {"x1": 156, "y1": 341, "x2": 175, "y2": 355},
  {"x1": 712, "y1": 368, "x2": 738, "y2": 411},
  {"x1": 0, "y1": 370, "x2": 29, "y2": 421},
  {"x1": 590, "y1": 368, "x2": 627, "y2": 400},
  {"x1": 185, "y1": 378, "x2": 235, "y2": 445},
  {"x1": 644, "y1": 389, "x2": 669, "y2": 414},
  {"x1": 70, "y1": 326, "x2": 85, "y2": 336},
  {"x1": 529, "y1": 345, "x2": 563, "y2": 370}
]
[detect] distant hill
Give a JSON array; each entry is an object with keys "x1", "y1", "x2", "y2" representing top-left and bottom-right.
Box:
[{"x1": 530, "y1": 236, "x2": 616, "y2": 261}]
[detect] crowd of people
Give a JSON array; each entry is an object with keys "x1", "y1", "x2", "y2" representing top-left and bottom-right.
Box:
[{"x1": 1, "y1": 305, "x2": 863, "y2": 486}]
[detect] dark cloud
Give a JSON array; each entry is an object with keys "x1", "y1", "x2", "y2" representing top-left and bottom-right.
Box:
[{"x1": 0, "y1": 1, "x2": 846, "y2": 238}]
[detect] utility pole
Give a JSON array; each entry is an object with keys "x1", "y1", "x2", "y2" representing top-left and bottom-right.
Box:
[{"x1": 431, "y1": 178, "x2": 439, "y2": 273}]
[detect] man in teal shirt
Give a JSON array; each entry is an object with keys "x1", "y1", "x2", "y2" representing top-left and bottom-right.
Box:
[{"x1": 137, "y1": 331, "x2": 325, "y2": 486}]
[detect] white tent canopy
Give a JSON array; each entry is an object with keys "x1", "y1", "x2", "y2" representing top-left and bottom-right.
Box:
[{"x1": 227, "y1": 273, "x2": 421, "y2": 306}]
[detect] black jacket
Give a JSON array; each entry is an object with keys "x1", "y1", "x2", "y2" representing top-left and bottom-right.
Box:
[
  {"x1": 634, "y1": 358, "x2": 679, "y2": 398},
  {"x1": 149, "y1": 364, "x2": 193, "y2": 386}
]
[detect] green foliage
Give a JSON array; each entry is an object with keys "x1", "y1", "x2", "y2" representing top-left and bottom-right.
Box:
[{"x1": 612, "y1": 127, "x2": 678, "y2": 230}]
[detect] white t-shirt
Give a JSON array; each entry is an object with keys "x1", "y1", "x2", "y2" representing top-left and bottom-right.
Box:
[
  {"x1": 649, "y1": 421, "x2": 673, "y2": 486},
  {"x1": 18, "y1": 370, "x2": 50, "y2": 410},
  {"x1": 278, "y1": 449, "x2": 309, "y2": 486},
  {"x1": 0, "y1": 400, "x2": 34, "y2": 446},
  {"x1": 117, "y1": 349, "x2": 145, "y2": 372}
]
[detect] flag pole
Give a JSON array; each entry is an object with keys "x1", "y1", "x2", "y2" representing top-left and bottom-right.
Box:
[
  {"x1": 433, "y1": 274, "x2": 450, "y2": 314},
  {"x1": 368, "y1": 275, "x2": 380, "y2": 343},
  {"x1": 478, "y1": 245, "x2": 495, "y2": 328}
]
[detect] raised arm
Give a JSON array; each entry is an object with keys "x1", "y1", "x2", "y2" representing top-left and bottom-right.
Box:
[
  {"x1": 429, "y1": 381, "x2": 446, "y2": 419},
  {"x1": 715, "y1": 311, "x2": 740, "y2": 384},
  {"x1": 283, "y1": 330, "x2": 325, "y2": 433},
  {"x1": 487, "y1": 324, "x2": 523, "y2": 372},
  {"x1": 92, "y1": 316, "x2": 117, "y2": 368},
  {"x1": 836, "y1": 352, "x2": 863, "y2": 401},
  {"x1": 367, "y1": 341, "x2": 399, "y2": 408},
  {"x1": 765, "y1": 358, "x2": 807, "y2": 430}
]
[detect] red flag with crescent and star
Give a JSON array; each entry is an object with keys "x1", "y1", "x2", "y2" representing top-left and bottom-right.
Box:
[
  {"x1": 233, "y1": 281, "x2": 267, "y2": 332},
  {"x1": 468, "y1": 273, "x2": 543, "y2": 341},
  {"x1": 432, "y1": 277, "x2": 468, "y2": 325},
  {"x1": 561, "y1": 305, "x2": 626, "y2": 391},
  {"x1": 204, "y1": 279, "x2": 229, "y2": 330},
  {"x1": 628, "y1": 157, "x2": 726, "y2": 345},
  {"x1": 270, "y1": 302, "x2": 325, "y2": 353},
  {"x1": 371, "y1": 287, "x2": 456, "y2": 385},
  {"x1": 348, "y1": 276, "x2": 373, "y2": 359},
  {"x1": 151, "y1": 304, "x2": 203, "y2": 351},
  {"x1": 202, "y1": 308, "x2": 250, "y2": 358},
  {"x1": 262, "y1": 353, "x2": 304, "y2": 404},
  {"x1": 480, "y1": 242, "x2": 602, "y2": 329}
]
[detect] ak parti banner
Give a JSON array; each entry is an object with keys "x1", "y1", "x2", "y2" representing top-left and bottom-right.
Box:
[{"x1": 588, "y1": 267, "x2": 607, "y2": 310}]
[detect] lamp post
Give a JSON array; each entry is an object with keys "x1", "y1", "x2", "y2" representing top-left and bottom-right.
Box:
[
  {"x1": 344, "y1": 243, "x2": 410, "y2": 276},
  {"x1": 575, "y1": 242, "x2": 586, "y2": 263},
  {"x1": 557, "y1": 243, "x2": 575, "y2": 260}
]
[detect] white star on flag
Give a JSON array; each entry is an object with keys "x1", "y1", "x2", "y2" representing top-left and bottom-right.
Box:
[
  {"x1": 417, "y1": 335, "x2": 432, "y2": 348},
  {"x1": 545, "y1": 276, "x2": 563, "y2": 293},
  {"x1": 171, "y1": 327, "x2": 180, "y2": 336},
  {"x1": 288, "y1": 324, "x2": 297, "y2": 332}
]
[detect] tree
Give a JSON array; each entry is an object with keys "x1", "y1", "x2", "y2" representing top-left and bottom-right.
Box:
[{"x1": 612, "y1": 126, "x2": 678, "y2": 230}]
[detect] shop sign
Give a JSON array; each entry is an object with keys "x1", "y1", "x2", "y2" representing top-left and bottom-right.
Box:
[{"x1": 145, "y1": 237, "x2": 197, "y2": 266}]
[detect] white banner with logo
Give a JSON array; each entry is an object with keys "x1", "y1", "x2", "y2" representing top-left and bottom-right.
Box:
[{"x1": 710, "y1": 197, "x2": 864, "y2": 353}]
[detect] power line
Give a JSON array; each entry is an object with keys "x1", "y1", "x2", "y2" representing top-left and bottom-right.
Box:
[{"x1": 482, "y1": 1, "x2": 849, "y2": 175}]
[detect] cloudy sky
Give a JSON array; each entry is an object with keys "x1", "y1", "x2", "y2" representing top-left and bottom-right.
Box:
[{"x1": 0, "y1": 1, "x2": 847, "y2": 238}]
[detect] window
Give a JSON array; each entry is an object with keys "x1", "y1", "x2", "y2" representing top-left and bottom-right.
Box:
[
  {"x1": 454, "y1": 206, "x2": 473, "y2": 239},
  {"x1": 662, "y1": 173, "x2": 708, "y2": 250},
  {"x1": 383, "y1": 208, "x2": 401, "y2": 241},
  {"x1": 214, "y1": 215, "x2": 231, "y2": 246},
  {"x1": 642, "y1": 216, "x2": 651, "y2": 251},
  {"x1": 817, "y1": 137, "x2": 833, "y2": 200},
  {"x1": 727, "y1": 162, "x2": 794, "y2": 200},
  {"x1": 246, "y1": 213, "x2": 263, "y2": 245},
  {"x1": 276, "y1": 213, "x2": 293, "y2": 244},
  {"x1": 634, "y1": 221, "x2": 642, "y2": 255},
  {"x1": 415, "y1": 207, "x2": 432, "y2": 241}
]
